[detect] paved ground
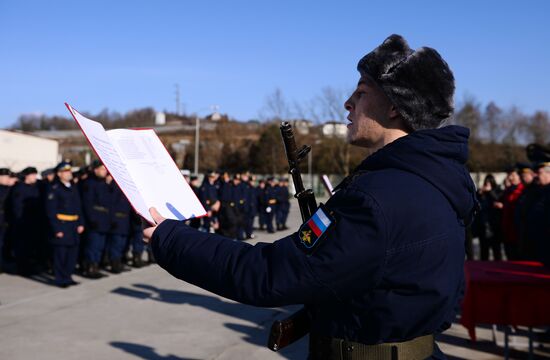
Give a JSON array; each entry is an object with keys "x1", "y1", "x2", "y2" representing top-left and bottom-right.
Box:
[{"x1": 0, "y1": 200, "x2": 548, "y2": 359}]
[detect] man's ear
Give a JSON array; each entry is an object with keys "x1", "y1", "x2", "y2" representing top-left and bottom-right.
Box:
[{"x1": 388, "y1": 105, "x2": 400, "y2": 120}]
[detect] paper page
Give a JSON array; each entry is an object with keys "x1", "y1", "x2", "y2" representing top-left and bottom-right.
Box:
[
  {"x1": 106, "y1": 128, "x2": 206, "y2": 221},
  {"x1": 321, "y1": 174, "x2": 334, "y2": 195},
  {"x1": 65, "y1": 104, "x2": 153, "y2": 223}
]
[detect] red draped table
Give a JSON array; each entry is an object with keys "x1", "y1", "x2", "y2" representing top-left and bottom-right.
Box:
[
  {"x1": 461, "y1": 261, "x2": 550, "y2": 341},
  {"x1": 460, "y1": 261, "x2": 550, "y2": 358}
]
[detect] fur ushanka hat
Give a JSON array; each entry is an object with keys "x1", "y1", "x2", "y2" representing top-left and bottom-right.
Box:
[{"x1": 357, "y1": 34, "x2": 455, "y2": 131}]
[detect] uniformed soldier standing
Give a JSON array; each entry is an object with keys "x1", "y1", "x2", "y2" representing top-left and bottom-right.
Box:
[
  {"x1": 108, "y1": 182, "x2": 131, "y2": 273},
  {"x1": 275, "y1": 177, "x2": 290, "y2": 231},
  {"x1": 0, "y1": 168, "x2": 12, "y2": 273},
  {"x1": 217, "y1": 174, "x2": 239, "y2": 238},
  {"x1": 45, "y1": 162, "x2": 84, "y2": 287},
  {"x1": 256, "y1": 180, "x2": 267, "y2": 230},
  {"x1": 10, "y1": 167, "x2": 42, "y2": 275},
  {"x1": 525, "y1": 159, "x2": 550, "y2": 267},
  {"x1": 263, "y1": 177, "x2": 278, "y2": 233},
  {"x1": 128, "y1": 210, "x2": 145, "y2": 267},
  {"x1": 243, "y1": 174, "x2": 258, "y2": 239},
  {"x1": 144, "y1": 35, "x2": 477, "y2": 359},
  {"x1": 80, "y1": 161, "x2": 112, "y2": 278},
  {"x1": 199, "y1": 171, "x2": 220, "y2": 232}
]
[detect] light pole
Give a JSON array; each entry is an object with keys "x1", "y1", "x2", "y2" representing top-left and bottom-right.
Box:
[{"x1": 194, "y1": 115, "x2": 200, "y2": 176}]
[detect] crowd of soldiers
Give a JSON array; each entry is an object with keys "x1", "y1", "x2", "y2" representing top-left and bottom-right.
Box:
[
  {"x1": 0, "y1": 160, "x2": 151, "y2": 288},
  {"x1": 186, "y1": 170, "x2": 291, "y2": 240},
  {"x1": 0, "y1": 162, "x2": 292, "y2": 288},
  {"x1": 471, "y1": 157, "x2": 550, "y2": 266}
]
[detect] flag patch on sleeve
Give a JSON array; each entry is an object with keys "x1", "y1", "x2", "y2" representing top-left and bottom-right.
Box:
[{"x1": 297, "y1": 204, "x2": 335, "y2": 254}]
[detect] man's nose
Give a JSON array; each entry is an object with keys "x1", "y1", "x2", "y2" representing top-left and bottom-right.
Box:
[{"x1": 344, "y1": 97, "x2": 353, "y2": 112}]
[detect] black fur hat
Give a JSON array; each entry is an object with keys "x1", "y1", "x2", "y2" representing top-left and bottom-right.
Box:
[{"x1": 357, "y1": 34, "x2": 455, "y2": 130}]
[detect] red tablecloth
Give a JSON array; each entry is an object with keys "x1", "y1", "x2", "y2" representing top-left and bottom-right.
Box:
[{"x1": 460, "y1": 261, "x2": 550, "y2": 341}]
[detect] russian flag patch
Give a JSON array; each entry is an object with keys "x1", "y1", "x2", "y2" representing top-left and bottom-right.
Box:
[{"x1": 297, "y1": 204, "x2": 335, "y2": 254}]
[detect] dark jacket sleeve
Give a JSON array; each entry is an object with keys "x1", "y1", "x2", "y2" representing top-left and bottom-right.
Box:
[
  {"x1": 151, "y1": 186, "x2": 387, "y2": 307},
  {"x1": 45, "y1": 189, "x2": 61, "y2": 234}
]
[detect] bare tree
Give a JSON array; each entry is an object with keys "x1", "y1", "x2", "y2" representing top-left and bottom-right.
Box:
[
  {"x1": 453, "y1": 97, "x2": 482, "y2": 142},
  {"x1": 523, "y1": 111, "x2": 550, "y2": 145},
  {"x1": 306, "y1": 86, "x2": 350, "y2": 124},
  {"x1": 483, "y1": 102, "x2": 502, "y2": 143},
  {"x1": 259, "y1": 88, "x2": 291, "y2": 121},
  {"x1": 501, "y1": 106, "x2": 526, "y2": 145}
]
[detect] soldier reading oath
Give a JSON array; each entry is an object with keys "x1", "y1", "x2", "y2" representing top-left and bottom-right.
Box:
[{"x1": 143, "y1": 34, "x2": 477, "y2": 360}]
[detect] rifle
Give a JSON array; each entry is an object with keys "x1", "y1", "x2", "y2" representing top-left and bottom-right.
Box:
[{"x1": 267, "y1": 121, "x2": 317, "y2": 351}]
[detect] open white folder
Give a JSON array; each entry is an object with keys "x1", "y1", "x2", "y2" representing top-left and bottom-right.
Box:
[{"x1": 66, "y1": 103, "x2": 206, "y2": 225}]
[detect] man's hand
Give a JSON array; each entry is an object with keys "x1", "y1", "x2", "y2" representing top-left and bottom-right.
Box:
[
  {"x1": 77, "y1": 226, "x2": 84, "y2": 234},
  {"x1": 143, "y1": 207, "x2": 166, "y2": 243},
  {"x1": 56, "y1": 232, "x2": 64, "y2": 238}
]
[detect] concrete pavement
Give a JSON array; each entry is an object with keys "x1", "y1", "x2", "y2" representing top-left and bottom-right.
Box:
[{"x1": 0, "y1": 200, "x2": 548, "y2": 359}]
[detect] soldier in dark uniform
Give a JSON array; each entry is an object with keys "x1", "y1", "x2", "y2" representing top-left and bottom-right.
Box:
[
  {"x1": 144, "y1": 35, "x2": 477, "y2": 359},
  {"x1": 256, "y1": 180, "x2": 267, "y2": 230},
  {"x1": 276, "y1": 177, "x2": 291, "y2": 231},
  {"x1": 243, "y1": 174, "x2": 258, "y2": 239},
  {"x1": 473, "y1": 174, "x2": 503, "y2": 260},
  {"x1": 128, "y1": 210, "x2": 145, "y2": 267},
  {"x1": 0, "y1": 168, "x2": 12, "y2": 273},
  {"x1": 10, "y1": 167, "x2": 42, "y2": 275},
  {"x1": 108, "y1": 182, "x2": 131, "y2": 273},
  {"x1": 529, "y1": 161, "x2": 550, "y2": 267},
  {"x1": 263, "y1": 177, "x2": 278, "y2": 233},
  {"x1": 188, "y1": 176, "x2": 201, "y2": 229},
  {"x1": 232, "y1": 174, "x2": 247, "y2": 240},
  {"x1": 199, "y1": 170, "x2": 220, "y2": 233},
  {"x1": 515, "y1": 163, "x2": 539, "y2": 259},
  {"x1": 45, "y1": 162, "x2": 84, "y2": 287},
  {"x1": 217, "y1": 173, "x2": 238, "y2": 238},
  {"x1": 41, "y1": 168, "x2": 55, "y2": 185},
  {"x1": 80, "y1": 160, "x2": 112, "y2": 278}
]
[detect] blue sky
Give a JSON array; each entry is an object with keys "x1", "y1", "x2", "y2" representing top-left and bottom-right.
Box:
[{"x1": 1, "y1": 0, "x2": 549, "y2": 128}]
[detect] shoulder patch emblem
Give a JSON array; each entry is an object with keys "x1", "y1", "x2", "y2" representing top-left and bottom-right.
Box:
[{"x1": 297, "y1": 204, "x2": 335, "y2": 254}]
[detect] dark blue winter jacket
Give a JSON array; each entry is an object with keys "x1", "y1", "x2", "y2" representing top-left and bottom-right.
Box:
[{"x1": 151, "y1": 126, "x2": 477, "y2": 357}]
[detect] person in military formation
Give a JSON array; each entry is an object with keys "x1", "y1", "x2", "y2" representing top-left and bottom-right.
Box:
[
  {"x1": 0, "y1": 160, "x2": 150, "y2": 285},
  {"x1": 45, "y1": 161, "x2": 84, "y2": 287},
  {"x1": 193, "y1": 171, "x2": 292, "y2": 239},
  {"x1": 144, "y1": 34, "x2": 477, "y2": 359},
  {"x1": 108, "y1": 179, "x2": 132, "y2": 274},
  {"x1": 198, "y1": 170, "x2": 221, "y2": 233},
  {"x1": 276, "y1": 177, "x2": 291, "y2": 231},
  {"x1": 10, "y1": 167, "x2": 43, "y2": 275},
  {"x1": 263, "y1": 176, "x2": 279, "y2": 233},
  {"x1": 0, "y1": 168, "x2": 12, "y2": 274},
  {"x1": 80, "y1": 161, "x2": 113, "y2": 278}
]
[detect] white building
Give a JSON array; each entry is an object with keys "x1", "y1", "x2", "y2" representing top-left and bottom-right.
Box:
[
  {"x1": 0, "y1": 130, "x2": 59, "y2": 172},
  {"x1": 322, "y1": 121, "x2": 347, "y2": 138}
]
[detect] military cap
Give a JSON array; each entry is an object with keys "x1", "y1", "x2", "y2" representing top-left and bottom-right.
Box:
[
  {"x1": 535, "y1": 161, "x2": 550, "y2": 170},
  {"x1": 41, "y1": 168, "x2": 55, "y2": 177},
  {"x1": 55, "y1": 161, "x2": 72, "y2": 172},
  {"x1": 357, "y1": 34, "x2": 455, "y2": 131},
  {"x1": 516, "y1": 162, "x2": 534, "y2": 173},
  {"x1": 0, "y1": 168, "x2": 10, "y2": 176},
  {"x1": 190, "y1": 175, "x2": 198, "y2": 181},
  {"x1": 20, "y1": 167, "x2": 38, "y2": 176},
  {"x1": 90, "y1": 159, "x2": 104, "y2": 169}
]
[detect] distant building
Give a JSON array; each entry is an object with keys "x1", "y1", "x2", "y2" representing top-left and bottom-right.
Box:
[
  {"x1": 292, "y1": 119, "x2": 314, "y2": 135},
  {"x1": 321, "y1": 121, "x2": 347, "y2": 138},
  {"x1": 0, "y1": 130, "x2": 59, "y2": 172}
]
